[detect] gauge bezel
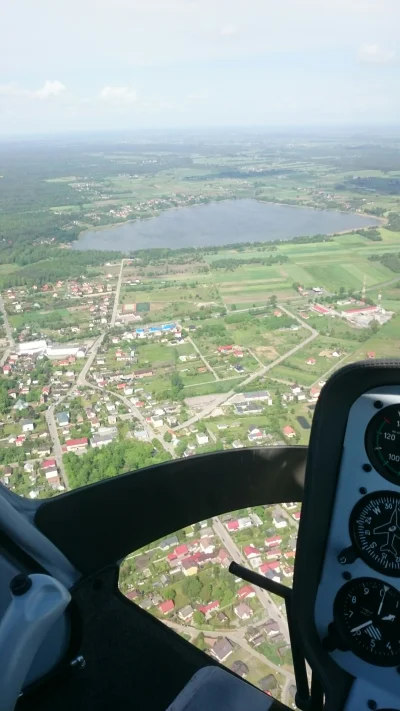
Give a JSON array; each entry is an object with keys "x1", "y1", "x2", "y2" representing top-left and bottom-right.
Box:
[
  {"x1": 365, "y1": 404, "x2": 400, "y2": 485},
  {"x1": 333, "y1": 577, "x2": 400, "y2": 667},
  {"x1": 349, "y1": 490, "x2": 400, "y2": 577}
]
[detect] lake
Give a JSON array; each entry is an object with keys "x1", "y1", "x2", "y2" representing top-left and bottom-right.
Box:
[{"x1": 73, "y1": 199, "x2": 380, "y2": 252}]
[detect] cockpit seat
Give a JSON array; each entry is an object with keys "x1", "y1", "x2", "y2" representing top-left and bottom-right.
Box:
[{"x1": 166, "y1": 667, "x2": 274, "y2": 711}]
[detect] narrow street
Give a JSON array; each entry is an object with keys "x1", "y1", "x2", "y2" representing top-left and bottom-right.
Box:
[
  {"x1": 111, "y1": 258, "x2": 125, "y2": 327},
  {"x1": 212, "y1": 517, "x2": 290, "y2": 643},
  {"x1": 187, "y1": 336, "x2": 220, "y2": 380},
  {"x1": 45, "y1": 335, "x2": 105, "y2": 489},
  {"x1": 0, "y1": 292, "x2": 15, "y2": 347}
]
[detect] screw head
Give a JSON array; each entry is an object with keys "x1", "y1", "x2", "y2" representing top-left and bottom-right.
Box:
[
  {"x1": 367, "y1": 701, "x2": 377, "y2": 710},
  {"x1": 10, "y1": 574, "x2": 32, "y2": 596},
  {"x1": 359, "y1": 487, "x2": 367, "y2": 494},
  {"x1": 374, "y1": 400, "x2": 383, "y2": 409},
  {"x1": 363, "y1": 463, "x2": 372, "y2": 472},
  {"x1": 342, "y1": 572, "x2": 352, "y2": 581}
]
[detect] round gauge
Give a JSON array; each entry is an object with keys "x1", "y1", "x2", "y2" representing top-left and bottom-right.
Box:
[
  {"x1": 333, "y1": 578, "x2": 400, "y2": 666},
  {"x1": 350, "y1": 491, "x2": 400, "y2": 576},
  {"x1": 365, "y1": 404, "x2": 400, "y2": 484}
]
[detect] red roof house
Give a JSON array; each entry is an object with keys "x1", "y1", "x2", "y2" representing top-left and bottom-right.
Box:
[
  {"x1": 42, "y1": 459, "x2": 57, "y2": 470},
  {"x1": 243, "y1": 545, "x2": 261, "y2": 559},
  {"x1": 159, "y1": 600, "x2": 175, "y2": 615},
  {"x1": 237, "y1": 585, "x2": 256, "y2": 600},
  {"x1": 265, "y1": 535, "x2": 282, "y2": 548},
  {"x1": 198, "y1": 600, "x2": 220, "y2": 615},
  {"x1": 226, "y1": 520, "x2": 239, "y2": 531}
]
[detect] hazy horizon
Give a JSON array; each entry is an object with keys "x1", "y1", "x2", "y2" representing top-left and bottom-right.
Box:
[{"x1": 1, "y1": 0, "x2": 399, "y2": 135}]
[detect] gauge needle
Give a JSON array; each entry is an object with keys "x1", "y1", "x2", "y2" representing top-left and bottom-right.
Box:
[
  {"x1": 351, "y1": 620, "x2": 373, "y2": 633},
  {"x1": 378, "y1": 586, "x2": 389, "y2": 616},
  {"x1": 382, "y1": 614, "x2": 396, "y2": 621}
]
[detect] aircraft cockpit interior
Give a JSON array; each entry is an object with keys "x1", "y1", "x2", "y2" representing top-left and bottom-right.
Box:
[{"x1": 1, "y1": 360, "x2": 400, "y2": 711}]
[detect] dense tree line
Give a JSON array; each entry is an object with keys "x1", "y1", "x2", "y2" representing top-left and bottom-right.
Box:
[
  {"x1": 387, "y1": 213, "x2": 400, "y2": 232},
  {"x1": 64, "y1": 439, "x2": 171, "y2": 489},
  {"x1": 356, "y1": 228, "x2": 382, "y2": 241},
  {"x1": 211, "y1": 255, "x2": 288, "y2": 270},
  {"x1": 369, "y1": 252, "x2": 400, "y2": 273},
  {"x1": 0, "y1": 249, "x2": 123, "y2": 289}
]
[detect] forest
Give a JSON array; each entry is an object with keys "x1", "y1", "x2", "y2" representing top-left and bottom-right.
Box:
[{"x1": 64, "y1": 438, "x2": 171, "y2": 489}]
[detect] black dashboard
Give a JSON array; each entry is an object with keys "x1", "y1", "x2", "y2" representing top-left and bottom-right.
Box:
[{"x1": 293, "y1": 362, "x2": 400, "y2": 711}]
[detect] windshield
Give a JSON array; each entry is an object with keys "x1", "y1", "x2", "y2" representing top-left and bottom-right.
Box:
[{"x1": 0, "y1": 0, "x2": 398, "y2": 703}]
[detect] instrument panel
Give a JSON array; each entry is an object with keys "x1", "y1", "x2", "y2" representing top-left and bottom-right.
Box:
[{"x1": 314, "y1": 387, "x2": 400, "y2": 709}]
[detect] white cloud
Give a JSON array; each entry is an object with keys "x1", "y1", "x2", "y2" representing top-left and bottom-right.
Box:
[
  {"x1": 33, "y1": 80, "x2": 66, "y2": 98},
  {"x1": 358, "y1": 43, "x2": 395, "y2": 64},
  {"x1": 0, "y1": 80, "x2": 66, "y2": 99},
  {"x1": 220, "y1": 24, "x2": 238, "y2": 37},
  {"x1": 99, "y1": 86, "x2": 137, "y2": 103}
]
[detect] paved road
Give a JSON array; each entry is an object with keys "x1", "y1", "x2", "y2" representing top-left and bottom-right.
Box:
[
  {"x1": 0, "y1": 293, "x2": 14, "y2": 347},
  {"x1": 187, "y1": 336, "x2": 219, "y2": 381},
  {"x1": 45, "y1": 336, "x2": 105, "y2": 488},
  {"x1": 365, "y1": 275, "x2": 400, "y2": 292},
  {"x1": 212, "y1": 517, "x2": 290, "y2": 643},
  {"x1": 111, "y1": 259, "x2": 125, "y2": 327},
  {"x1": 175, "y1": 306, "x2": 318, "y2": 432},
  {"x1": 77, "y1": 334, "x2": 105, "y2": 385},
  {"x1": 45, "y1": 404, "x2": 68, "y2": 488}
]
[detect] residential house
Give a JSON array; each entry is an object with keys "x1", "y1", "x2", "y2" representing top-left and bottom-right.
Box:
[
  {"x1": 232, "y1": 440, "x2": 243, "y2": 449},
  {"x1": 243, "y1": 391, "x2": 272, "y2": 406},
  {"x1": 231, "y1": 660, "x2": 249, "y2": 678},
  {"x1": 273, "y1": 514, "x2": 287, "y2": 529},
  {"x1": 200, "y1": 538, "x2": 215, "y2": 554},
  {"x1": 306, "y1": 358, "x2": 316, "y2": 365},
  {"x1": 159, "y1": 536, "x2": 179, "y2": 551},
  {"x1": 237, "y1": 585, "x2": 256, "y2": 600},
  {"x1": 292, "y1": 511, "x2": 301, "y2": 522},
  {"x1": 134, "y1": 368, "x2": 154, "y2": 379},
  {"x1": 210, "y1": 638, "x2": 234, "y2": 663},
  {"x1": 264, "y1": 619, "x2": 280, "y2": 638},
  {"x1": 178, "y1": 605, "x2": 194, "y2": 622},
  {"x1": 181, "y1": 559, "x2": 198, "y2": 577},
  {"x1": 216, "y1": 549, "x2": 230, "y2": 568},
  {"x1": 198, "y1": 600, "x2": 220, "y2": 618},
  {"x1": 196, "y1": 433, "x2": 209, "y2": 446},
  {"x1": 42, "y1": 458, "x2": 56, "y2": 470},
  {"x1": 91, "y1": 433, "x2": 115, "y2": 449},
  {"x1": 159, "y1": 600, "x2": 175, "y2": 615},
  {"x1": 56, "y1": 412, "x2": 70, "y2": 427},
  {"x1": 265, "y1": 535, "x2": 282, "y2": 548},
  {"x1": 65, "y1": 438, "x2": 88, "y2": 453},
  {"x1": 248, "y1": 425, "x2": 264, "y2": 442},
  {"x1": 21, "y1": 418, "x2": 34, "y2": 433},
  {"x1": 226, "y1": 520, "x2": 239, "y2": 532},
  {"x1": 243, "y1": 545, "x2": 261, "y2": 560},
  {"x1": 258, "y1": 675, "x2": 277, "y2": 692},
  {"x1": 237, "y1": 517, "x2": 252, "y2": 530},
  {"x1": 266, "y1": 548, "x2": 281, "y2": 561},
  {"x1": 174, "y1": 544, "x2": 189, "y2": 558},
  {"x1": 283, "y1": 425, "x2": 296, "y2": 438},
  {"x1": 234, "y1": 403, "x2": 263, "y2": 416},
  {"x1": 234, "y1": 603, "x2": 253, "y2": 620}
]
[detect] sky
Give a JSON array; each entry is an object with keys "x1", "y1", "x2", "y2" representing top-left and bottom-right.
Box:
[{"x1": 0, "y1": 0, "x2": 399, "y2": 134}]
